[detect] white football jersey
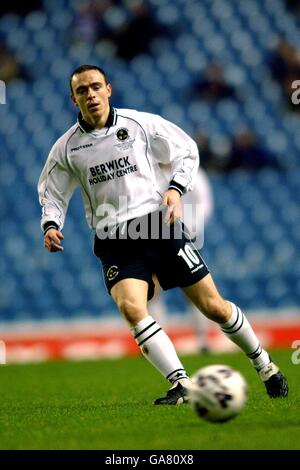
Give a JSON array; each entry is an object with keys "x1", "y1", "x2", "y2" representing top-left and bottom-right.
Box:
[{"x1": 38, "y1": 107, "x2": 199, "y2": 232}]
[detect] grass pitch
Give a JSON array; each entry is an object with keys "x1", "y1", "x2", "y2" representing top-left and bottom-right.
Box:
[{"x1": 0, "y1": 349, "x2": 299, "y2": 450}]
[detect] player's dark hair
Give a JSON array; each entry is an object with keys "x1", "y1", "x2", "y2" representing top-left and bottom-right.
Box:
[{"x1": 70, "y1": 65, "x2": 109, "y2": 93}]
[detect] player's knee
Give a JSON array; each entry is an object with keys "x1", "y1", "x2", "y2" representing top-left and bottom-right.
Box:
[
  {"x1": 117, "y1": 298, "x2": 146, "y2": 324},
  {"x1": 201, "y1": 298, "x2": 230, "y2": 324},
  {"x1": 117, "y1": 298, "x2": 135, "y2": 317}
]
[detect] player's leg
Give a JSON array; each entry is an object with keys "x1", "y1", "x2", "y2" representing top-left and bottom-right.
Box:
[
  {"x1": 189, "y1": 302, "x2": 212, "y2": 353},
  {"x1": 147, "y1": 274, "x2": 169, "y2": 328},
  {"x1": 111, "y1": 278, "x2": 190, "y2": 404},
  {"x1": 94, "y1": 232, "x2": 190, "y2": 404},
  {"x1": 182, "y1": 274, "x2": 288, "y2": 397}
]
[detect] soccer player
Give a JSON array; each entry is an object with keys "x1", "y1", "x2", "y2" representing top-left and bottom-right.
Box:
[{"x1": 38, "y1": 65, "x2": 288, "y2": 404}]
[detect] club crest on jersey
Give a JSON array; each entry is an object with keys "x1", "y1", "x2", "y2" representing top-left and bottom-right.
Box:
[
  {"x1": 116, "y1": 128, "x2": 129, "y2": 141},
  {"x1": 107, "y1": 265, "x2": 119, "y2": 281},
  {"x1": 114, "y1": 128, "x2": 135, "y2": 150}
]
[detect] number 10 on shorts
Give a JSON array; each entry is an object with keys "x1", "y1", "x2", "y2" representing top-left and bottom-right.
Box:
[{"x1": 178, "y1": 244, "x2": 204, "y2": 273}]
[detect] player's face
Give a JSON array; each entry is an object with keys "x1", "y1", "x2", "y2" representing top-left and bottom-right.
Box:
[{"x1": 71, "y1": 70, "x2": 112, "y2": 127}]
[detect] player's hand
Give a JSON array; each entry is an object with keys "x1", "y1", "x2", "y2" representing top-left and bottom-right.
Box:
[
  {"x1": 44, "y1": 228, "x2": 64, "y2": 252},
  {"x1": 162, "y1": 189, "x2": 182, "y2": 225}
]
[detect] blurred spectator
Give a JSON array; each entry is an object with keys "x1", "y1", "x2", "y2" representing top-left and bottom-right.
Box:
[
  {"x1": 194, "y1": 130, "x2": 231, "y2": 172},
  {"x1": 195, "y1": 129, "x2": 280, "y2": 172},
  {"x1": 194, "y1": 64, "x2": 237, "y2": 102},
  {"x1": 268, "y1": 39, "x2": 300, "y2": 86},
  {"x1": 0, "y1": 0, "x2": 41, "y2": 15},
  {"x1": 284, "y1": 0, "x2": 300, "y2": 14},
  {"x1": 113, "y1": 0, "x2": 168, "y2": 59},
  {"x1": 268, "y1": 39, "x2": 300, "y2": 112},
  {"x1": 72, "y1": 0, "x2": 113, "y2": 45},
  {"x1": 194, "y1": 131, "x2": 215, "y2": 170},
  {"x1": 225, "y1": 130, "x2": 280, "y2": 171},
  {"x1": 0, "y1": 42, "x2": 30, "y2": 83},
  {"x1": 71, "y1": 0, "x2": 168, "y2": 60}
]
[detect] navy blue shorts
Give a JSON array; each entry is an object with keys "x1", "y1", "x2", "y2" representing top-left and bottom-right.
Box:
[{"x1": 94, "y1": 211, "x2": 209, "y2": 300}]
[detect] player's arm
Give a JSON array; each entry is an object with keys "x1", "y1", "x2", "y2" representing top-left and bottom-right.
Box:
[
  {"x1": 44, "y1": 227, "x2": 64, "y2": 252},
  {"x1": 162, "y1": 188, "x2": 182, "y2": 225},
  {"x1": 147, "y1": 113, "x2": 199, "y2": 194},
  {"x1": 146, "y1": 114, "x2": 199, "y2": 224},
  {"x1": 38, "y1": 144, "x2": 78, "y2": 253}
]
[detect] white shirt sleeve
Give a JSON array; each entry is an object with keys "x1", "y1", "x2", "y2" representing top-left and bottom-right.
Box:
[
  {"x1": 146, "y1": 113, "x2": 199, "y2": 193},
  {"x1": 38, "y1": 142, "x2": 78, "y2": 232}
]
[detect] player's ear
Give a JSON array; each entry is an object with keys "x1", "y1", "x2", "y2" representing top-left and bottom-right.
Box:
[
  {"x1": 107, "y1": 83, "x2": 112, "y2": 98},
  {"x1": 71, "y1": 94, "x2": 78, "y2": 107}
]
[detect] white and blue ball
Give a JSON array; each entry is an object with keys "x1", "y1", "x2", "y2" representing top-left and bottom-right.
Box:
[{"x1": 189, "y1": 364, "x2": 247, "y2": 423}]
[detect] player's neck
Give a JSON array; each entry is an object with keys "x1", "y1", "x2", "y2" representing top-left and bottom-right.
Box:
[{"x1": 83, "y1": 107, "x2": 110, "y2": 129}]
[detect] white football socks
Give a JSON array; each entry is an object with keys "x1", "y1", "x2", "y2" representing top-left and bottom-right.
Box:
[
  {"x1": 221, "y1": 302, "x2": 270, "y2": 370},
  {"x1": 132, "y1": 315, "x2": 190, "y2": 385}
]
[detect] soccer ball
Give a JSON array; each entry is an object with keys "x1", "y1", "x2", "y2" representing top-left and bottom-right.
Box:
[{"x1": 189, "y1": 364, "x2": 247, "y2": 423}]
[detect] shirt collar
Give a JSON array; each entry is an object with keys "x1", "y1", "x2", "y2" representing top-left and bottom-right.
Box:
[{"x1": 78, "y1": 106, "x2": 115, "y2": 133}]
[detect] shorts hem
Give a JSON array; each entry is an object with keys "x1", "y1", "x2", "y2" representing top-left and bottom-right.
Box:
[{"x1": 160, "y1": 269, "x2": 210, "y2": 291}]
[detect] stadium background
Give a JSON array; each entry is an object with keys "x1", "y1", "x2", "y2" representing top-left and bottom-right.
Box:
[{"x1": 0, "y1": 0, "x2": 300, "y2": 363}]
